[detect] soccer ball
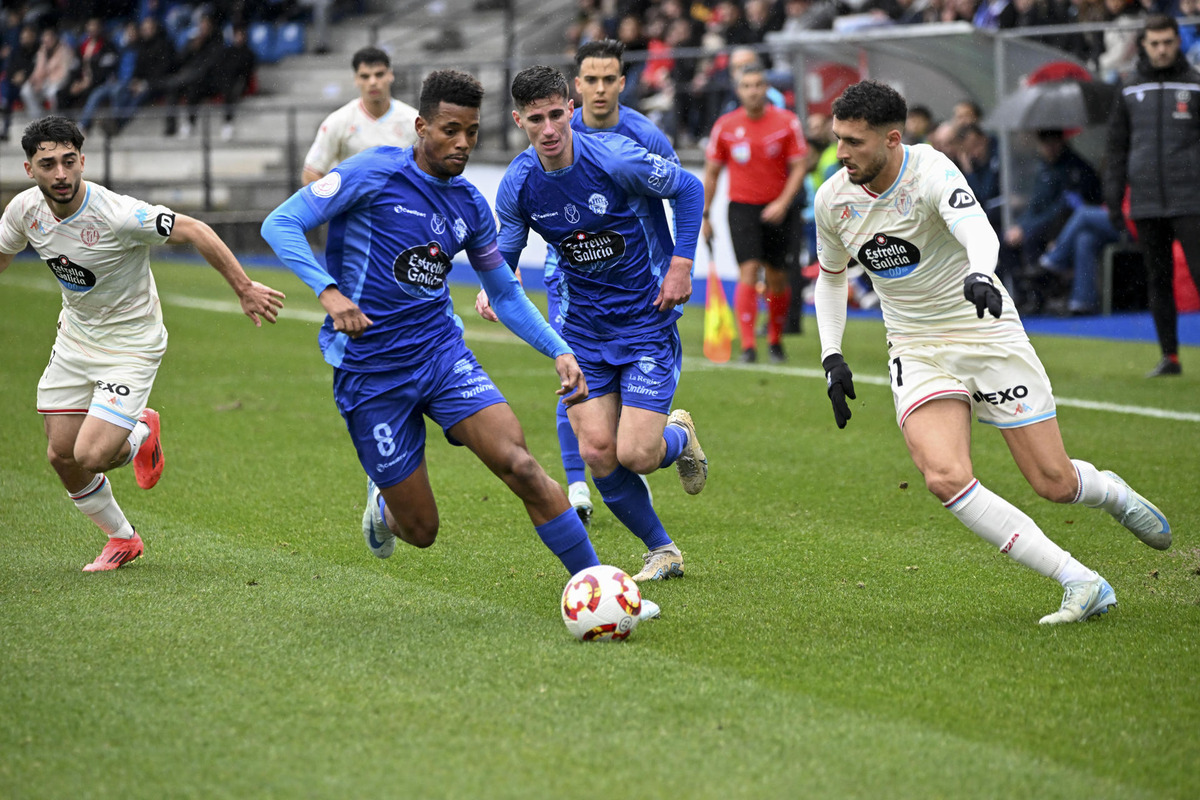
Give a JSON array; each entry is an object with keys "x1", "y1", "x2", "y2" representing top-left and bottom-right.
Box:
[{"x1": 561, "y1": 565, "x2": 643, "y2": 641}]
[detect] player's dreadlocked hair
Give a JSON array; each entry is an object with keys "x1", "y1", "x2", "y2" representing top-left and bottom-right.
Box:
[
  {"x1": 574, "y1": 39, "x2": 625, "y2": 68},
  {"x1": 22, "y1": 115, "x2": 85, "y2": 160},
  {"x1": 831, "y1": 80, "x2": 907, "y2": 131},
  {"x1": 419, "y1": 70, "x2": 484, "y2": 119},
  {"x1": 511, "y1": 66, "x2": 570, "y2": 111}
]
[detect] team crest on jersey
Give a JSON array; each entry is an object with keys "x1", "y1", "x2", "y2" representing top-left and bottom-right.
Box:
[
  {"x1": 857, "y1": 233, "x2": 921, "y2": 279},
  {"x1": 311, "y1": 172, "x2": 341, "y2": 198},
  {"x1": 393, "y1": 240, "x2": 453, "y2": 296},
  {"x1": 558, "y1": 229, "x2": 626, "y2": 270},
  {"x1": 894, "y1": 191, "x2": 913, "y2": 217},
  {"x1": 564, "y1": 204, "x2": 581, "y2": 224},
  {"x1": 636, "y1": 356, "x2": 658, "y2": 375},
  {"x1": 46, "y1": 254, "x2": 97, "y2": 292},
  {"x1": 81, "y1": 225, "x2": 100, "y2": 246},
  {"x1": 431, "y1": 214, "x2": 447, "y2": 234},
  {"x1": 588, "y1": 193, "x2": 609, "y2": 216},
  {"x1": 732, "y1": 141, "x2": 751, "y2": 164},
  {"x1": 453, "y1": 218, "x2": 467, "y2": 242},
  {"x1": 1175, "y1": 89, "x2": 1192, "y2": 118}
]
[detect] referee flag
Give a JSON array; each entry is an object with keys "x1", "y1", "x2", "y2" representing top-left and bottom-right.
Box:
[{"x1": 703, "y1": 244, "x2": 734, "y2": 363}]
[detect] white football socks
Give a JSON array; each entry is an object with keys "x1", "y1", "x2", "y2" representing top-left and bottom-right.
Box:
[
  {"x1": 119, "y1": 420, "x2": 151, "y2": 468},
  {"x1": 70, "y1": 474, "x2": 135, "y2": 539},
  {"x1": 945, "y1": 479, "x2": 1094, "y2": 585},
  {"x1": 1070, "y1": 459, "x2": 1127, "y2": 513}
]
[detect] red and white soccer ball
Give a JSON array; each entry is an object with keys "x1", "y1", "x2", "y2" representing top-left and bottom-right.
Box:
[{"x1": 561, "y1": 565, "x2": 643, "y2": 641}]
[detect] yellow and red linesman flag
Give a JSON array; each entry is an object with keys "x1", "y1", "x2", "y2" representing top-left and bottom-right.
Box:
[{"x1": 703, "y1": 243, "x2": 735, "y2": 363}]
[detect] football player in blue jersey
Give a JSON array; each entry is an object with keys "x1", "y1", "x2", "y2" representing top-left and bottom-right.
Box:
[
  {"x1": 493, "y1": 65, "x2": 707, "y2": 582},
  {"x1": 260, "y1": 70, "x2": 612, "y2": 581},
  {"x1": 478, "y1": 39, "x2": 681, "y2": 530}
]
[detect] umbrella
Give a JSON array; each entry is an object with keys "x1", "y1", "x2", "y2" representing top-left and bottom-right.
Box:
[{"x1": 983, "y1": 80, "x2": 1117, "y2": 131}]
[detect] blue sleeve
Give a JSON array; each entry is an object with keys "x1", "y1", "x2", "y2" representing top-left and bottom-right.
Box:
[
  {"x1": 260, "y1": 192, "x2": 336, "y2": 296},
  {"x1": 477, "y1": 265, "x2": 572, "y2": 359},
  {"x1": 495, "y1": 165, "x2": 531, "y2": 257},
  {"x1": 463, "y1": 186, "x2": 499, "y2": 251},
  {"x1": 606, "y1": 137, "x2": 701, "y2": 260}
]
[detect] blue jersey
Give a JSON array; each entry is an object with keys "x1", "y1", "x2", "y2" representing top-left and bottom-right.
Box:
[
  {"x1": 269, "y1": 146, "x2": 502, "y2": 372},
  {"x1": 497, "y1": 132, "x2": 702, "y2": 341},
  {"x1": 570, "y1": 105, "x2": 678, "y2": 165}
]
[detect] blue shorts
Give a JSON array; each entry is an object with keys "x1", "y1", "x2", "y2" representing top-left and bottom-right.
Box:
[
  {"x1": 568, "y1": 325, "x2": 681, "y2": 415},
  {"x1": 333, "y1": 339, "x2": 507, "y2": 487}
]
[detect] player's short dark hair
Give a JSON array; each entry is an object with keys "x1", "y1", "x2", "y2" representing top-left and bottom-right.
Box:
[
  {"x1": 21, "y1": 115, "x2": 84, "y2": 159},
  {"x1": 574, "y1": 39, "x2": 625, "y2": 68},
  {"x1": 738, "y1": 64, "x2": 766, "y2": 81},
  {"x1": 419, "y1": 69, "x2": 484, "y2": 118},
  {"x1": 352, "y1": 46, "x2": 390, "y2": 71},
  {"x1": 511, "y1": 65, "x2": 570, "y2": 111},
  {"x1": 1142, "y1": 13, "x2": 1179, "y2": 38},
  {"x1": 832, "y1": 80, "x2": 907, "y2": 130}
]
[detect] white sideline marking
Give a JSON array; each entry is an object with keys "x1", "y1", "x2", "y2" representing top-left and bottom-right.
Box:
[{"x1": 10, "y1": 274, "x2": 1199, "y2": 423}]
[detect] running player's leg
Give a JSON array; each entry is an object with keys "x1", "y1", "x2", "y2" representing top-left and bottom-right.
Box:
[
  {"x1": 762, "y1": 216, "x2": 793, "y2": 361},
  {"x1": 1003, "y1": 419, "x2": 1170, "y2": 550},
  {"x1": 545, "y1": 257, "x2": 592, "y2": 523},
  {"x1": 729, "y1": 201, "x2": 766, "y2": 361},
  {"x1": 451, "y1": 403, "x2": 599, "y2": 574}
]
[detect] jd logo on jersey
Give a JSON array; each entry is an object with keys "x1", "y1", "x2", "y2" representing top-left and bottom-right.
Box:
[
  {"x1": 558, "y1": 229, "x2": 627, "y2": 269},
  {"x1": 856, "y1": 234, "x2": 921, "y2": 279},
  {"x1": 45, "y1": 255, "x2": 97, "y2": 292},
  {"x1": 155, "y1": 212, "x2": 176, "y2": 237},
  {"x1": 393, "y1": 241, "x2": 453, "y2": 293},
  {"x1": 948, "y1": 190, "x2": 977, "y2": 209}
]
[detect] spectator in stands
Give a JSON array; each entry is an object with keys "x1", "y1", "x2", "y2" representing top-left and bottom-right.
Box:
[
  {"x1": 903, "y1": 104, "x2": 933, "y2": 143},
  {"x1": 1, "y1": 23, "x2": 39, "y2": 140},
  {"x1": 1060, "y1": 0, "x2": 1109, "y2": 69},
  {"x1": 57, "y1": 17, "x2": 117, "y2": 115},
  {"x1": 1035, "y1": 200, "x2": 1119, "y2": 315},
  {"x1": 955, "y1": 122, "x2": 1003, "y2": 232},
  {"x1": 1099, "y1": 0, "x2": 1146, "y2": 81},
  {"x1": 301, "y1": 46, "x2": 419, "y2": 186},
  {"x1": 973, "y1": 0, "x2": 1019, "y2": 27},
  {"x1": 1012, "y1": 0, "x2": 1073, "y2": 50},
  {"x1": 615, "y1": 14, "x2": 648, "y2": 104},
  {"x1": 1004, "y1": 129, "x2": 1103, "y2": 313},
  {"x1": 78, "y1": 20, "x2": 138, "y2": 136},
  {"x1": 111, "y1": 16, "x2": 176, "y2": 135},
  {"x1": 213, "y1": 23, "x2": 256, "y2": 141},
  {"x1": 779, "y1": 0, "x2": 839, "y2": 31},
  {"x1": 20, "y1": 26, "x2": 75, "y2": 115},
  {"x1": 160, "y1": 12, "x2": 226, "y2": 137}
]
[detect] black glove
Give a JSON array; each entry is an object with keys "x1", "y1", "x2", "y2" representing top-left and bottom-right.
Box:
[
  {"x1": 822, "y1": 353, "x2": 856, "y2": 430},
  {"x1": 963, "y1": 273, "x2": 1002, "y2": 319}
]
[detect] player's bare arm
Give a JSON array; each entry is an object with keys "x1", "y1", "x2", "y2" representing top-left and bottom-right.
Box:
[
  {"x1": 700, "y1": 159, "x2": 722, "y2": 244},
  {"x1": 301, "y1": 166, "x2": 324, "y2": 186},
  {"x1": 761, "y1": 158, "x2": 807, "y2": 225},
  {"x1": 169, "y1": 214, "x2": 286, "y2": 326},
  {"x1": 318, "y1": 285, "x2": 372, "y2": 338},
  {"x1": 554, "y1": 354, "x2": 589, "y2": 406},
  {"x1": 653, "y1": 255, "x2": 694, "y2": 311}
]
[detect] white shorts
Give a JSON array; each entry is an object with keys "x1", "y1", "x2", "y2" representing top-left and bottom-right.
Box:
[
  {"x1": 37, "y1": 328, "x2": 166, "y2": 430},
  {"x1": 887, "y1": 339, "x2": 1056, "y2": 430}
]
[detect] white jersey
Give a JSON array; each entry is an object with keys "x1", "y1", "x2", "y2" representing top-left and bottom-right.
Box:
[
  {"x1": 0, "y1": 181, "x2": 173, "y2": 349},
  {"x1": 303, "y1": 97, "x2": 419, "y2": 177},
  {"x1": 814, "y1": 143, "x2": 1025, "y2": 347}
]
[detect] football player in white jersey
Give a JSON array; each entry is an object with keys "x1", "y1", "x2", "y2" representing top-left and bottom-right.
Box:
[
  {"x1": 0, "y1": 116, "x2": 285, "y2": 572},
  {"x1": 301, "y1": 47, "x2": 419, "y2": 186},
  {"x1": 813, "y1": 81, "x2": 1171, "y2": 625}
]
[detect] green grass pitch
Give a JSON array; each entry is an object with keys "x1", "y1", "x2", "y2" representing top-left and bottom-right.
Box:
[{"x1": 1, "y1": 260, "x2": 1198, "y2": 799}]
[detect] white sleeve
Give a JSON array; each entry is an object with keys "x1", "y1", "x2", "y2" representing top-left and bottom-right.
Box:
[
  {"x1": 0, "y1": 198, "x2": 29, "y2": 255},
  {"x1": 304, "y1": 110, "x2": 341, "y2": 175},
  {"x1": 951, "y1": 213, "x2": 1000, "y2": 279},
  {"x1": 813, "y1": 200, "x2": 851, "y2": 360}
]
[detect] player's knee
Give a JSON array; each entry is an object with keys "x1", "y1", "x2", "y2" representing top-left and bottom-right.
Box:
[
  {"x1": 506, "y1": 449, "x2": 545, "y2": 489},
  {"x1": 1029, "y1": 470, "x2": 1077, "y2": 504},
  {"x1": 395, "y1": 514, "x2": 439, "y2": 548},
  {"x1": 616, "y1": 441, "x2": 658, "y2": 475},
  {"x1": 578, "y1": 438, "x2": 616, "y2": 472},
  {"x1": 73, "y1": 441, "x2": 117, "y2": 474},
  {"x1": 924, "y1": 468, "x2": 973, "y2": 504},
  {"x1": 46, "y1": 441, "x2": 75, "y2": 470}
]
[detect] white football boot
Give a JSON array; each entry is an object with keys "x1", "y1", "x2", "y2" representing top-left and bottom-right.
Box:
[
  {"x1": 362, "y1": 479, "x2": 396, "y2": 559},
  {"x1": 1039, "y1": 576, "x2": 1117, "y2": 625}
]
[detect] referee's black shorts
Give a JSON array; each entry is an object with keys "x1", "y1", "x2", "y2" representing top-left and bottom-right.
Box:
[{"x1": 727, "y1": 201, "x2": 801, "y2": 270}]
